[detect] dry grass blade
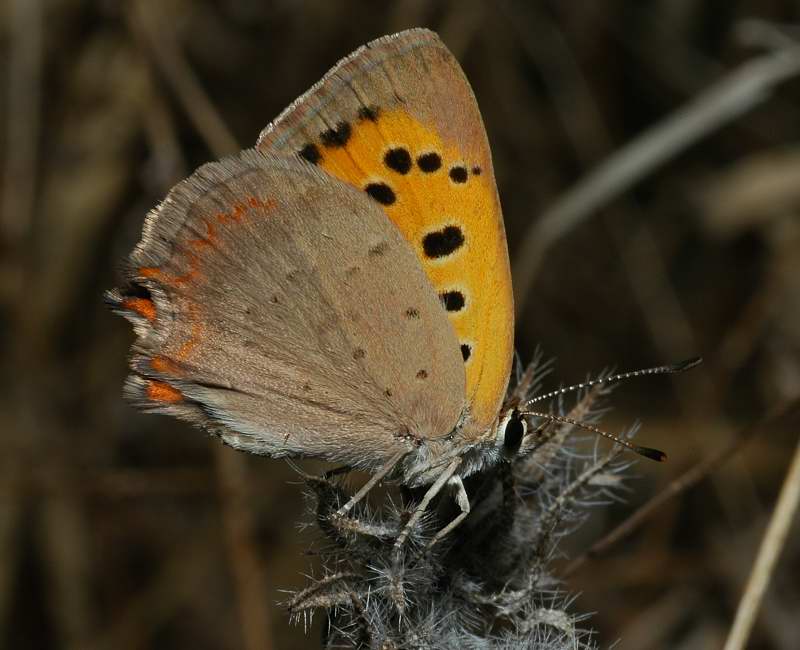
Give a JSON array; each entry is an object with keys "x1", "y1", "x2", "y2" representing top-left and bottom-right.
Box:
[
  {"x1": 1, "y1": 0, "x2": 41, "y2": 248},
  {"x1": 723, "y1": 422, "x2": 800, "y2": 650},
  {"x1": 215, "y1": 448, "x2": 275, "y2": 650}
]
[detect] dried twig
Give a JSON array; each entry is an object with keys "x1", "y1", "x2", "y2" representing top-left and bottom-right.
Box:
[
  {"x1": 39, "y1": 470, "x2": 94, "y2": 650},
  {"x1": 215, "y1": 448, "x2": 275, "y2": 650},
  {"x1": 1, "y1": 0, "x2": 41, "y2": 247},
  {"x1": 723, "y1": 424, "x2": 800, "y2": 650},
  {"x1": 0, "y1": 465, "x2": 23, "y2": 636}
]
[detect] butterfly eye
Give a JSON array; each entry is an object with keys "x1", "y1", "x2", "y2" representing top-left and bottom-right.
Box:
[{"x1": 500, "y1": 410, "x2": 526, "y2": 455}]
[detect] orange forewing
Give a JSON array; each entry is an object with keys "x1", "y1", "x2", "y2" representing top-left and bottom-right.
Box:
[{"x1": 258, "y1": 29, "x2": 514, "y2": 434}]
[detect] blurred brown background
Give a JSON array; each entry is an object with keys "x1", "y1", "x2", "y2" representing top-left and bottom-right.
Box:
[{"x1": 2, "y1": 1, "x2": 800, "y2": 648}]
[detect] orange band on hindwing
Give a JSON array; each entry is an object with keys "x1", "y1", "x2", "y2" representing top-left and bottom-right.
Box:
[
  {"x1": 122, "y1": 297, "x2": 156, "y2": 322},
  {"x1": 137, "y1": 197, "x2": 276, "y2": 289},
  {"x1": 146, "y1": 380, "x2": 183, "y2": 403}
]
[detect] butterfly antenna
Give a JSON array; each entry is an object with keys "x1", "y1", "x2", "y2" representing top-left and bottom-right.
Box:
[
  {"x1": 523, "y1": 357, "x2": 702, "y2": 408},
  {"x1": 518, "y1": 410, "x2": 667, "y2": 462}
]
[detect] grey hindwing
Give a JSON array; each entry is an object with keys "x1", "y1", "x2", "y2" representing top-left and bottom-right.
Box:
[{"x1": 110, "y1": 150, "x2": 465, "y2": 468}]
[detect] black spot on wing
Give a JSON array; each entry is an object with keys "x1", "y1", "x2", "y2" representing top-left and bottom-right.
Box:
[
  {"x1": 439, "y1": 290, "x2": 465, "y2": 312},
  {"x1": 365, "y1": 182, "x2": 396, "y2": 206},
  {"x1": 460, "y1": 344, "x2": 472, "y2": 362},
  {"x1": 417, "y1": 152, "x2": 442, "y2": 173},
  {"x1": 422, "y1": 226, "x2": 464, "y2": 258},
  {"x1": 384, "y1": 148, "x2": 412, "y2": 174},
  {"x1": 449, "y1": 166, "x2": 468, "y2": 183},
  {"x1": 320, "y1": 121, "x2": 351, "y2": 147},
  {"x1": 369, "y1": 241, "x2": 389, "y2": 257},
  {"x1": 298, "y1": 143, "x2": 321, "y2": 164}
]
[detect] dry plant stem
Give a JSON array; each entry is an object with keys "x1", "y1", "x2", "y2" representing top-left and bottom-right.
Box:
[
  {"x1": 0, "y1": 467, "x2": 22, "y2": 636},
  {"x1": 562, "y1": 399, "x2": 800, "y2": 577},
  {"x1": 532, "y1": 450, "x2": 620, "y2": 568},
  {"x1": 140, "y1": 76, "x2": 189, "y2": 183},
  {"x1": 513, "y1": 39, "x2": 800, "y2": 316},
  {"x1": 128, "y1": 0, "x2": 239, "y2": 158},
  {"x1": 39, "y1": 462, "x2": 94, "y2": 650},
  {"x1": 723, "y1": 430, "x2": 800, "y2": 650},
  {"x1": 287, "y1": 572, "x2": 359, "y2": 615},
  {"x1": 1, "y1": 0, "x2": 41, "y2": 245},
  {"x1": 215, "y1": 448, "x2": 275, "y2": 650},
  {"x1": 293, "y1": 361, "x2": 633, "y2": 646}
]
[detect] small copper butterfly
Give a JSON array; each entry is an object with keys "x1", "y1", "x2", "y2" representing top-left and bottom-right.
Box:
[{"x1": 108, "y1": 29, "x2": 677, "y2": 545}]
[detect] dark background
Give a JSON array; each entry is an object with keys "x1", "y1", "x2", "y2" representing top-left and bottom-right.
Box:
[{"x1": 2, "y1": 1, "x2": 800, "y2": 648}]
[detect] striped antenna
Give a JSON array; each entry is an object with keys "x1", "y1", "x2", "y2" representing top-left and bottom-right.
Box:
[
  {"x1": 523, "y1": 357, "x2": 702, "y2": 408},
  {"x1": 518, "y1": 409, "x2": 667, "y2": 461}
]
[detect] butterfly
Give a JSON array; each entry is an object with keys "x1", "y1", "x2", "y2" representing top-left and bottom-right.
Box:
[{"x1": 108, "y1": 28, "x2": 674, "y2": 547}]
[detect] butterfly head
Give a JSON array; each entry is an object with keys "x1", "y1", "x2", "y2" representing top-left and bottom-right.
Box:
[{"x1": 494, "y1": 408, "x2": 529, "y2": 459}]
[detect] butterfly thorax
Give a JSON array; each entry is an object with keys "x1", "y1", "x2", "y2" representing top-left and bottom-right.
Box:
[{"x1": 398, "y1": 418, "x2": 504, "y2": 487}]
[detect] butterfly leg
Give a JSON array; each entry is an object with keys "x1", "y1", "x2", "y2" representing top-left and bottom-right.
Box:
[
  {"x1": 393, "y1": 458, "x2": 462, "y2": 551},
  {"x1": 333, "y1": 450, "x2": 406, "y2": 518},
  {"x1": 425, "y1": 475, "x2": 470, "y2": 550},
  {"x1": 324, "y1": 464, "x2": 353, "y2": 480}
]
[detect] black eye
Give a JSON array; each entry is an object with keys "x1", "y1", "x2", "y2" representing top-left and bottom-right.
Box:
[{"x1": 503, "y1": 412, "x2": 526, "y2": 454}]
